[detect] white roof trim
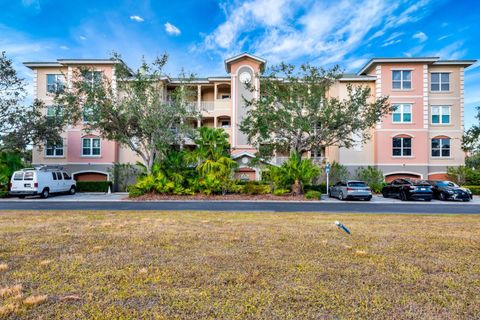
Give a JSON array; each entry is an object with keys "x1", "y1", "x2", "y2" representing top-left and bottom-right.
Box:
[
  {"x1": 224, "y1": 53, "x2": 266, "y2": 73},
  {"x1": 231, "y1": 151, "x2": 256, "y2": 159},
  {"x1": 358, "y1": 57, "x2": 439, "y2": 75}
]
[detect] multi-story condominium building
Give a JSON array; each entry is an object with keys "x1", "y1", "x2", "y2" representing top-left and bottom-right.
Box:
[{"x1": 24, "y1": 53, "x2": 476, "y2": 183}]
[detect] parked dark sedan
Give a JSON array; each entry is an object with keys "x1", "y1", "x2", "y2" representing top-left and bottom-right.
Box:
[
  {"x1": 427, "y1": 180, "x2": 473, "y2": 201},
  {"x1": 381, "y1": 179, "x2": 433, "y2": 201}
]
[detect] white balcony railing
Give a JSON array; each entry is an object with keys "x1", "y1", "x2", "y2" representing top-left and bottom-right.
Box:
[{"x1": 200, "y1": 101, "x2": 214, "y2": 112}]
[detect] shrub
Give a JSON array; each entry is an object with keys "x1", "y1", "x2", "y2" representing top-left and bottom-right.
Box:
[
  {"x1": 462, "y1": 186, "x2": 480, "y2": 195},
  {"x1": 304, "y1": 183, "x2": 327, "y2": 194},
  {"x1": 76, "y1": 181, "x2": 111, "y2": 192},
  {"x1": 273, "y1": 188, "x2": 290, "y2": 196},
  {"x1": 304, "y1": 190, "x2": 321, "y2": 199},
  {"x1": 355, "y1": 166, "x2": 385, "y2": 193},
  {"x1": 128, "y1": 186, "x2": 144, "y2": 198},
  {"x1": 447, "y1": 166, "x2": 480, "y2": 186},
  {"x1": 242, "y1": 182, "x2": 271, "y2": 195},
  {"x1": 327, "y1": 162, "x2": 350, "y2": 185}
]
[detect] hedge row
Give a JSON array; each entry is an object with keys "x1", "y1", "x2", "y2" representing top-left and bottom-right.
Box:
[
  {"x1": 463, "y1": 186, "x2": 480, "y2": 195},
  {"x1": 76, "y1": 181, "x2": 111, "y2": 192}
]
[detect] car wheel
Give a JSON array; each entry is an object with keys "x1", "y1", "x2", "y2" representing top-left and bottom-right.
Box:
[
  {"x1": 18, "y1": 195, "x2": 25, "y2": 199},
  {"x1": 425, "y1": 198, "x2": 432, "y2": 202},
  {"x1": 69, "y1": 186, "x2": 76, "y2": 195},
  {"x1": 382, "y1": 191, "x2": 388, "y2": 198},
  {"x1": 400, "y1": 191, "x2": 407, "y2": 201},
  {"x1": 338, "y1": 193, "x2": 344, "y2": 201},
  {"x1": 367, "y1": 196, "x2": 372, "y2": 201},
  {"x1": 328, "y1": 191, "x2": 332, "y2": 198},
  {"x1": 41, "y1": 188, "x2": 49, "y2": 199},
  {"x1": 439, "y1": 192, "x2": 446, "y2": 201}
]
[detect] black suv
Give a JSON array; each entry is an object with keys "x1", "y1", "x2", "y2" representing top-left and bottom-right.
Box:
[
  {"x1": 427, "y1": 180, "x2": 473, "y2": 201},
  {"x1": 381, "y1": 179, "x2": 433, "y2": 201}
]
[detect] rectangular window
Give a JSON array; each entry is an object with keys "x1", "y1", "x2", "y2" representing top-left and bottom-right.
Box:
[
  {"x1": 431, "y1": 106, "x2": 451, "y2": 124},
  {"x1": 46, "y1": 105, "x2": 63, "y2": 117},
  {"x1": 46, "y1": 74, "x2": 65, "y2": 93},
  {"x1": 83, "y1": 71, "x2": 102, "y2": 87},
  {"x1": 432, "y1": 138, "x2": 450, "y2": 157},
  {"x1": 82, "y1": 138, "x2": 101, "y2": 156},
  {"x1": 392, "y1": 104, "x2": 412, "y2": 123},
  {"x1": 45, "y1": 140, "x2": 64, "y2": 157},
  {"x1": 83, "y1": 105, "x2": 96, "y2": 123},
  {"x1": 392, "y1": 70, "x2": 412, "y2": 90},
  {"x1": 431, "y1": 72, "x2": 450, "y2": 92},
  {"x1": 392, "y1": 137, "x2": 412, "y2": 156}
]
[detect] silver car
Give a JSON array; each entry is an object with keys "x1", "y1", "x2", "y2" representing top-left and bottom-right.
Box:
[{"x1": 329, "y1": 180, "x2": 372, "y2": 201}]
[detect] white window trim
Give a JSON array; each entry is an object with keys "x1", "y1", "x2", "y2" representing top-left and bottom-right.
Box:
[
  {"x1": 392, "y1": 137, "x2": 413, "y2": 157},
  {"x1": 81, "y1": 137, "x2": 101, "y2": 157},
  {"x1": 431, "y1": 137, "x2": 451, "y2": 158},
  {"x1": 392, "y1": 70, "x2": 412, "y2": 90},
  {"x1": 430, "y1": 72, "x2": 450, "y2": 92},
  {"x1": 44, "y1": 140, "x2": 64, "y2": 158},
  {"x1": 431, "y1": 105, "x2": 451, "y2": 125},
  {"x1": 392, "y1": 103, "x2": 413, "y2": 123}
]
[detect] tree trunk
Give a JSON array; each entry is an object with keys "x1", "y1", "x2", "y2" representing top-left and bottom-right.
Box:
[{"x1": 292, "y1": 179, "x2": 303, "y2": 195}]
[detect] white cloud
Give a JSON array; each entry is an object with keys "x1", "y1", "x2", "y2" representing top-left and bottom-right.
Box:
[
  {"x1": 412, "y1": 31, "x2": 428, "y2": 42},
  {"x1": 60, "y1": 45, "x2": 69, "y2": 50},
  {"x1": 164, "y1": 22, "x2": 181, "y2": 36},
  {"x1": 431, "y1": 41, "x2": 466, "y2": 60},
  {"x1": 438, "y1": 34, "x2": 451, "y2": 41},
  {"x1": 21, "y1": 0, "x2": 40, "y2": 12},
  {"x1": 130, "y1": 15, "x2": 144, "y2": 22},
  {"x1": 200, "y1": 0, "x2": 434, "y2": 66},
  {"x1": 79, "y1": 35, "x2": 87, "y2": 40}
]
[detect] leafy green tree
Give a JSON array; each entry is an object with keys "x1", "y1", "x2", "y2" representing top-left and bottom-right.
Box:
[
  {"x1": 56, "y1": 53, "x2": 198, "y2": 174},
  {"x1": 355, "y1": 166, "x2": 385, "y2": 193},
  {"x1": 240, "y1": 63, "x2": 391, "y2": 159},
  {"x1": 267, "y1": 152, "x2": 320, "y2": 195},
  {"x1": 463, "y1": 106, "x2": 480, "y2": 153},
  {"x1": 0, "y1": 51, "x2": 67, "y2": 151},
  {"x1": 190, "y1": 127, "x2": 237, "y2": 195},
  {"x1": 0, "y1": 151, "x2": 24, "y2": 196}
]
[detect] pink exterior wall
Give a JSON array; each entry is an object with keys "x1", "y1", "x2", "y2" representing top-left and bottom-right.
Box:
[{"x1": 66, "y1": 131, "x2": 117, "y2": 163}]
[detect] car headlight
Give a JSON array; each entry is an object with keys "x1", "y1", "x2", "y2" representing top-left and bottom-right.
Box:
[
  {"x1": 447, "y1": 190, "x2": 454, "y2": 194},
  {"x1": 466, "y1": 189, "x2": 472, "y2": 194}
]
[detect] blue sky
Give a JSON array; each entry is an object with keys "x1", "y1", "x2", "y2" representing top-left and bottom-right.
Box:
[{"x1": 1, "y1": 0, "x2": 479, "y2": 127}]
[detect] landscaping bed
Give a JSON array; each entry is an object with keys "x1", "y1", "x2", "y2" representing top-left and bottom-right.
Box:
[{"x1": 129, "y1": 192, "x2": 318, "y2": 201}]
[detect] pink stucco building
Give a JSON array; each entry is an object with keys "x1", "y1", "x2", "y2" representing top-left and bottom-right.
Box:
[{"x1": 24, "y1": 53, "x2": 476, "y2": 182}]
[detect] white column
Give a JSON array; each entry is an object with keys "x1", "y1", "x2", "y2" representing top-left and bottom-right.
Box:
[
  {"x1": 214, "y1": 83, "x2": 218, "y2": 100},
  {"x1": 197, "y1": 85, "x2": 201, "y2": 111}
]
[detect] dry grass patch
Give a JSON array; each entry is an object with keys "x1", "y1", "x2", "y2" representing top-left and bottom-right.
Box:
[
  {"x1": 0, "y1": 210, "x2": 478, "y2": 319},
  {"x1": 0, "y1": 263, "x2": 8, "y2": 272}
]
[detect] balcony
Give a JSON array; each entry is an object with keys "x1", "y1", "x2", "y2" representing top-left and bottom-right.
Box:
[{"x1": 200, "y1": 99, "x2": 231, "y2": 113}]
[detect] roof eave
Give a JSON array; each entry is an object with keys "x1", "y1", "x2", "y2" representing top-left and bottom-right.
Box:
[
  {"x1": 224, "y1": 52, "x2": 266, "y2": 73},
  {"x1": 357, "y1": 57, "x2": 440, "y2": 75}
]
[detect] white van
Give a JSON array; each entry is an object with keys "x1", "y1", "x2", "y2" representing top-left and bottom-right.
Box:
[{"x1": 9, "y1": 167, "x2": 76, "y2": 198}]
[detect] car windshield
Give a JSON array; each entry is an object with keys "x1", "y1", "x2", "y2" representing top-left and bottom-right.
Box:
[
  {"x1": 411, "y1": 179, "x2": 430, "y2": 186},
  {"x1": 348, "y1": 182, "x2": 367, "y2": 187},
  {"x1": 436, "y1": 181, "x2": 459, "y2": 187}
]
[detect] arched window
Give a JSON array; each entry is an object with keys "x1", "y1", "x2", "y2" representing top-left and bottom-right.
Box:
[
  {"x1": 392, "y1": 135, "x2": 412, "y2": 157},
  {"x1": 431, "y1": 136, "x2": 450, "y2": 157}
]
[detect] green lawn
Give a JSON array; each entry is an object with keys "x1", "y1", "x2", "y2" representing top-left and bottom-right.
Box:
[{"x1": 0, "y1": 211, "x2": 479, "y2": 319}]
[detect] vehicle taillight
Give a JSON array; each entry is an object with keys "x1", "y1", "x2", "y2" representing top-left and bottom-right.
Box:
[
  {"x1": 409, "y1": 186, "x2": 416, "y2": 190},
  {"x1": 347, "y1": 187, "x2": 354, "y2": 192},
  {"x1": 34, "y1": 182, "x2": 38, "y2": 188}
]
